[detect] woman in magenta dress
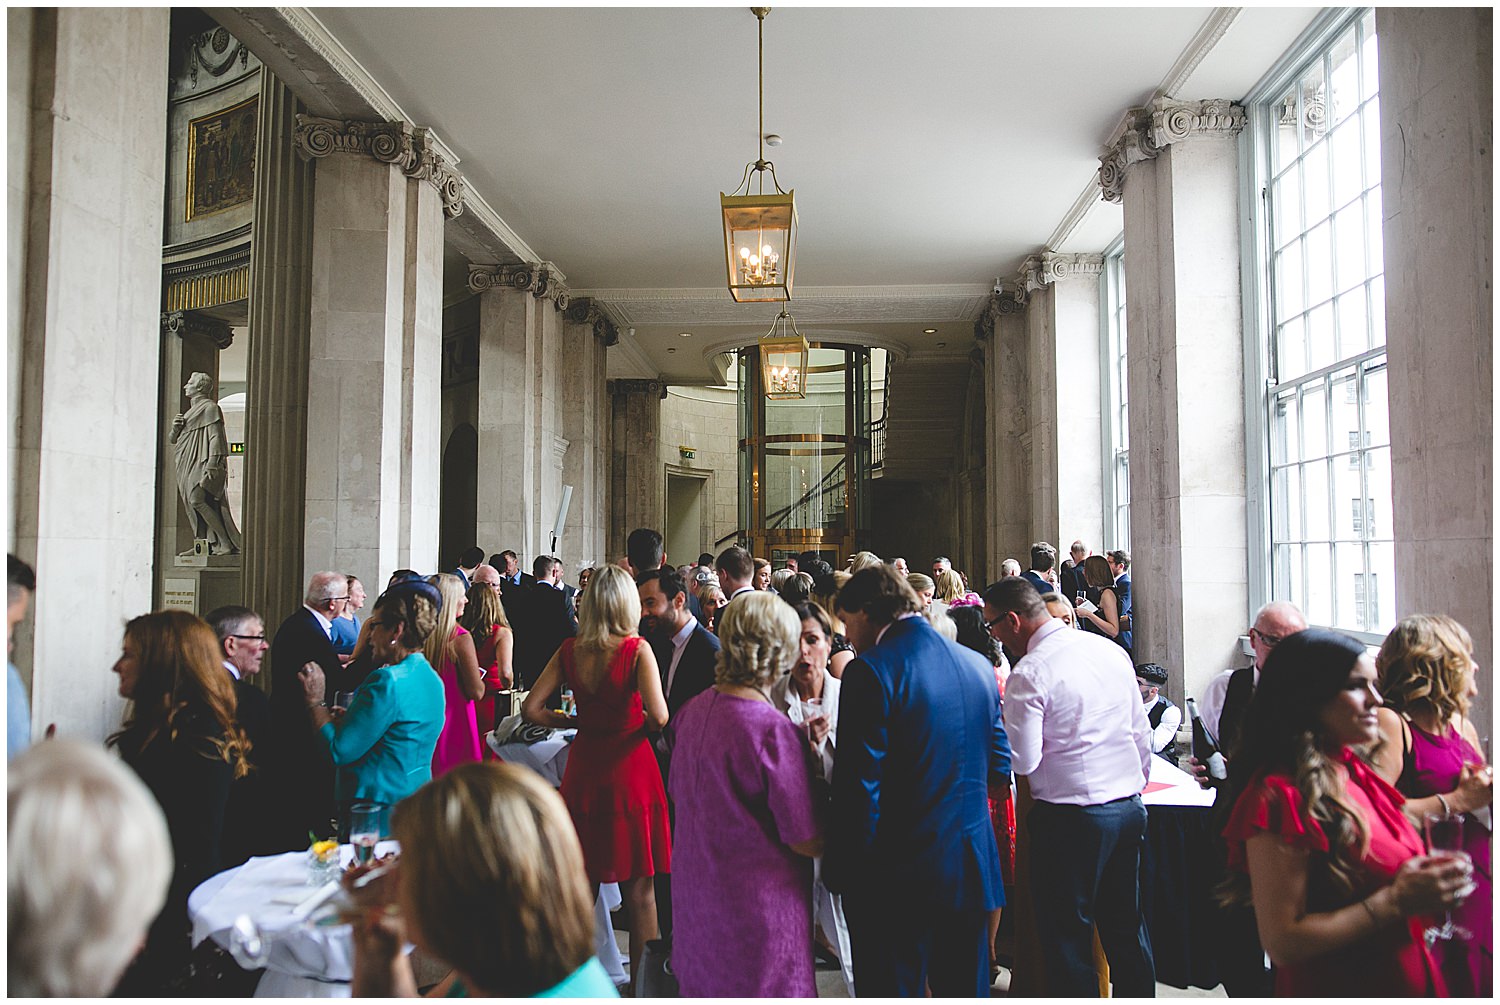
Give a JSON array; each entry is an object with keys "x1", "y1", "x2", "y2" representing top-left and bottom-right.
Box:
[
  {"x1": 1221, "y1": 628, "x2": 1474, "y2": 997},
  {"x1": 1372, "y1": 614, "x2": 1493, "y2": 996},
  {"x1": 459, "y1": 582, "x2": 514, "y2": 756},
  {"x1": 668, "y1": 592, "x2": 822, "y2": 997},
  {"x1": 522, "y1": 563, "x2": 669, "y2": 990},
  {"x1": 425, "y1": 574, "x2": 484, "y2": 774}
]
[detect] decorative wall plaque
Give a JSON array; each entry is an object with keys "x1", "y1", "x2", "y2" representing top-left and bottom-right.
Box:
[{"x1": 186, "y1": 96, "x2": 258, "y2": 220}]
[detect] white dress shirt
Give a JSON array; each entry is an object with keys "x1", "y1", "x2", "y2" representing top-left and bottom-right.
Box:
[
  {"x1": 304, "y1": 604, "x2": 334, "y2": 640},
  {"x1": 1145, "y1": 696, "x2": 1183, "y2": 753},
  {"x1": 1199, "y1": 666, "x2": 1255, "y2": 743},
  {"x1": 1002, "y1": 618, "x2": 1152, "y2": 805},
  {"x1": 223, "y1": 659, "x2": 241, "y2": 682}
]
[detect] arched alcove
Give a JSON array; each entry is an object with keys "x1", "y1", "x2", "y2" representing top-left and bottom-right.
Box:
[{"x1": 439, "y1": 423, "x2": 478, "y2": 571}]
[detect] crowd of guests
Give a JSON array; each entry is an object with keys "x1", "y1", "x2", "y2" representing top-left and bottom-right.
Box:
[{"x1": 4, "y1": 535, "x2": 1492, "y2": 998}]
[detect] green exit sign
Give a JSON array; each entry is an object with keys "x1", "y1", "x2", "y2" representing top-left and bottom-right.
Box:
[{"x1": 229, "y1": 442, "x2": 245, "y2": 455}]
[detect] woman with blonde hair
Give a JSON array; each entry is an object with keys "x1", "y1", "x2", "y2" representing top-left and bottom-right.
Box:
[
  {"x1": 348, "y1": 762, "x2": 617, "y2": 996},
  {"x1": 668, "y1": 592, "x2": 823, "y2": 996},
  {"x1": 522, "y1": 563, "x2": 669, "y2": 988},
  {"x1": 107, "y1": 609, "x2": 250, "y2": 993},
  {"x1": 848, "y1": 550, "x2": 883, "y2": 574},
  {"x1": 1370, "y1": 614, "x2": 1492, "y2": 995},
  {"x1": 934, "y1": 568, "x2": 966, "y2": 605},
  {"x1": 698, "y1": 581, "x2": 727, "y2": 633},
  {"x1": 460, "y1": 582, "x2": 514, "y2": 752},
  {"x1": 426, "y1": 573, "x2": 485, "y2": 774}
]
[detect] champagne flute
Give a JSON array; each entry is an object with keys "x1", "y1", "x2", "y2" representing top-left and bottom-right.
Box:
[
  {"x1": 349, "y1": 803, "x2": 387, "y2": 866},
  {"x1": 1422, "y1": 811, "x2": 1472, "y2": 943}
]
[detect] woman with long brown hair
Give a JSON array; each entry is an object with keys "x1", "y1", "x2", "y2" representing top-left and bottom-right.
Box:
[
  {"x1": 1074, "y1": 554, "x2": 1123, "y2": 645},
  {"x1": 460, "y1": 582, "x2": 514, "y2": 752},
  {"x1": 107, "y1": 609, "x2": 250, "y2": 993},
  {"x1": 1220, "y1": 628, "x2": 1473, "y2": 996}
]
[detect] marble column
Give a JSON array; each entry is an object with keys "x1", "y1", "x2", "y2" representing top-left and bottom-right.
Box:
[
  {"x1": 610, "y1": 379, "x2": 668, "y2": 561},
  {"x1": 469, "y1": 264, "x2": 573, "y2": 565},
  {"x1": 243, "y1": 72, "x2": 314, "y2": 634},
  {"x1": 1018, "y1": 253, "x2": 1105, "y2": 553},
  {"x1": 976, "y1": 293, "x2": 1031, "y2": 578},
  {"x1": 560, "y1": 299, "x2": 618, "y2": 573},
  {"x1": 1376, "y1": 8, "x2": 1492, "y2": 722},
  {"x1": 10, "y1": 7, "x2": 170, "y2": 741},
  {"x1": 295, "y1": 116, "x2": 459, "y2": 584},
  {"x1": 1107, "y1": 98, "x2": 1248, "y2": 688}
]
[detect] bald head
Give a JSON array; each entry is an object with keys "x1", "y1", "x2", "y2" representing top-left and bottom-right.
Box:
[{"x1": 1250, "y1": 601, "x2": 1308, "y2": 669}]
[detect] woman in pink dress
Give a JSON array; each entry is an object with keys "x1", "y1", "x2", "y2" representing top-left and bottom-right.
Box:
[
  {"x1": 1221, "y1": 628, "x2": 1473, "y2": 997},
  {"x1": 426, "y1": 573, "x2": 484, "y2": 774},
  {"x1": 459, "y1": 582, "x2": 514, "y2": 756},
  {"x1": 1371, "y1": 614, "x2": 1493, "y2": 996}
]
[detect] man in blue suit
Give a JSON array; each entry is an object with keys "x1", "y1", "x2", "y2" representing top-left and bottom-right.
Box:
[{"x1": 826, "y1": 564, "x2": 1012, "y2": 997}]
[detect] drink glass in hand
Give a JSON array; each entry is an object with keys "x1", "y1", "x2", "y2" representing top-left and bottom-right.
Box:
[
  {"x1": 1422, "y1": 811, "x2": 1472, "y2": 942},
  {"x1": 349, "y1": 802, "x2": 387, "y2": 866}
]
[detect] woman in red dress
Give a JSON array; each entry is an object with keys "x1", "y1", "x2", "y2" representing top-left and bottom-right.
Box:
[
  {"x1": 522, "y1": 564, "x2": 670, "y2": 989},
  {"x1": 1220, "y1": 628, "x2": 1475, "y2": 996}
]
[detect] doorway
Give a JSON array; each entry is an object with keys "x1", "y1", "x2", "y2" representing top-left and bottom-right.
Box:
[{"x1": 665, "y1": 469, "x2": 709, "y2": 568}]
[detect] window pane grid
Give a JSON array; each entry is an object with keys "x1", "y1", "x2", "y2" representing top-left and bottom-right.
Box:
[
  {"x1": 1103, "y1": 249, "x2": 1130, "y2": 551},
  {"x1": 1260, "y1": 11, "x2": 1389, "y2": 637}
]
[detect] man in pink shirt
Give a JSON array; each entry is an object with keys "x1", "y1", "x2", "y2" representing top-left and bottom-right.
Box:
[{"x1": 984, "y1": 577, "x2": 1155, "y2": 997}]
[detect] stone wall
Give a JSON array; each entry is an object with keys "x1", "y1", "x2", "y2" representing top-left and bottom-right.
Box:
[{"x1": 659, "y1": 387, "x2": 740, "y2": 555}]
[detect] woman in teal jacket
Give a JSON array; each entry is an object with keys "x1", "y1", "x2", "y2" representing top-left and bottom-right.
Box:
[{"x1": 298, "y1": 578, "x2": 445, "y2": 829}]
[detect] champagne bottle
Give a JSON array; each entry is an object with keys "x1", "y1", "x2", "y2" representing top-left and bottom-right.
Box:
[{"x1": 1186, "y1": 698, "x2": 1227, "y2": 780}]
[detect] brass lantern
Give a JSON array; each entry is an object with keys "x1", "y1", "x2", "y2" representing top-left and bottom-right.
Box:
[
  {"x1": 720, "y1": 7, "x2": 797, "y2": 303},
  {"x1": 759, "y1": 308, "x2": 809, "y2": 399}
]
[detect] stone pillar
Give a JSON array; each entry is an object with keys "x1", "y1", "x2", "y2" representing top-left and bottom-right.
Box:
[
  {"x1": 1106, "y1": 98, "x2": 1248, "y2": 686},
  {"x1": 243, "y1": 72, "x2": 314, "y2": 635},
  {"x1": 1376, "y1": 8, "x2": 1492, "y2": 722},
  {"x1": 1017, "y1": 253, "x2": 1105, "y2": 553},
  {"x1": 470, "y1": 263, "x2": 573, "y2": 565},
  {"x1": 610, "y1": 379, "x2": 667, "y2": 561},
  {"x1": 11, "y1": 8, "x2": 170, "y2": 741},
  {"x1": 295, "y1": 117, "x2": 459, "y2": 583},
  {"x1": 976, "y1": 293, "x2": 1031, "y2": 578},
  {"x1": 560, "y1": 299, "x2": 618, "y2": 573}
]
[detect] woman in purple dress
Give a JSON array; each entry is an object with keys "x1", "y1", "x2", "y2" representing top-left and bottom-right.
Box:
[
  {"x1": 1372, "y1": 614, "x2": 1493, "y2": 996},
  {"x1": 668, "y1": 592, "x2": 823, "y2": 997}
]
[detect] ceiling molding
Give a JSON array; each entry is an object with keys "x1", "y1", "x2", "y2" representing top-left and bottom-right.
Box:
[
  {"x1": 1045, "y1": 172, "x2": 1106, "y2": 251},
  {"x1": 577, "y1": 284, "x2": 993, "y2": 327},
  {"x1": 607, "y1": 328, "x2": 660, "y2": 380},
  {"x1": 1157, "y1": 7, "x2": 1244, "y2": 99}
]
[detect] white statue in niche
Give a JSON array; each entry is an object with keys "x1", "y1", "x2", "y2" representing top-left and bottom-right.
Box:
[{"x1": 170, "y1": 371, "x2": 242, "y2": 556}]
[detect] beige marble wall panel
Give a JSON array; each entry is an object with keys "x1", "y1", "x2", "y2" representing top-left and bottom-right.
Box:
[
  {"x1": 477, "y1": 286, "x2": 538, "y2": 560},
  {"x1": 991, "y1": 310, "x2": 1032, "y2": 568},
  {"x1": 610, "y1": 386, "x2": 664, "y2": 552},
  {"x1": 1377, "y1": 7, "x2": 1492, "y2": 725},
  {"x1": 535, "y1": 305, "x2": 565, "y2": 567},
  {"x1": 660, "y1": 387, "x2": 739, "y2": 554},
  {"x1": 305, "y1": 154, "x2": 407, "y2": 583},
  {"x1": 560, "y1": 320, "x2": 608, "y2": 572},
  {"x1": 7, "y1": 9, "x2": 34, "y2": 532},
  {"x1": 1026, "y1": 294, "x2": 1059, "y2": 546},
  {"x1": 12, "y1": 8, "x2": 169, "y2": 742}
]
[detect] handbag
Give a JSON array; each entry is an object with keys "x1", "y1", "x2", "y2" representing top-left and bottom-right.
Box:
[{"x1": 634, "y1": 937, "x2": 679, "y2": 997}]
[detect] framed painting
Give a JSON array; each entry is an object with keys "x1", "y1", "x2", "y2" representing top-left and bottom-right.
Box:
[{"x1": 186, "y1": 95, "x2": 258, "y2": 221}]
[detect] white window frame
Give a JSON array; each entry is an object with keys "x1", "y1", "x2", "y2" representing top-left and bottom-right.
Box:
[
  {"x1": 1241, "y1": 7, "x2": 1391, "y2": 643},
  {"x1": 1099, "y1": 236, "x2": 1129, "y2": 553}
]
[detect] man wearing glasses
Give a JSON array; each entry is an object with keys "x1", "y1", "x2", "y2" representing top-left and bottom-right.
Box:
[
  {"x1": 1197, "y1": 601, "x2": 1307, "y2": 763},
  {"x1": 1192, "y1": 599, "x2": 1305, "y2": 998},
  {"x1": 206, "y1": 605, "x2": 273, "y2": 866}
]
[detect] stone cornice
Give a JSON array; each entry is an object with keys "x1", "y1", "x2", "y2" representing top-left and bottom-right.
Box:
[
  {"x1": 609, "y1": 378, "x2": 669, "y2": 399},
  {"x1": 1099, "y1": 97, "x2": 1246, "y2": 203},
  {"x1": 161, "y1": 310, "x2": 234, "y2": 350},
  {"x1": 293, "y1": 115, "x2": 465, "y2": 218}
]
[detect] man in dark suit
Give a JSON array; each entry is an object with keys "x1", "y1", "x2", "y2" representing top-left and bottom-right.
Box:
[
  {"x1": 826, "y1": 565, "x2": 1012, "y2": 997},
  {"x1": 625, "y1": 527, "x2": 666, "y2": 577},
  {"x1": 494, "y1": 549, "x2": 535, "y2": 594},
  {"x1": 1059, "y1": 540, "x2": 1090, "y2": 599},
  {"x1": 206, "y1": 605, "x2": 274, "y2": 867},
  {"x1": 504, "y1": 556, "x2": 576, "y2": 690},
  {"x1": 1107, "y1": 548, "x2": 1133, "y2": 653},
  {"x1": 1021, "y1": 541, "x2": 1059, "y2": 595},
  {"x1": 637, "y1": 565, "x2": 720, "y2": 938},
  {"x1": 267, "y1": 572, "x2": 348, "y2": 849},
  {"x1": 452, "y1": 545, "x2": 484, "y2": 590}
]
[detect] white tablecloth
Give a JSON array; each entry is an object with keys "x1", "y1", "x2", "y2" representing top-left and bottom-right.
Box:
[
  {"x1": 188, "y1": 842, "x2": 398, "y2": 997},
  {"x1": 488, "y1": 727, "x2": 575, "y2": 787},
  {"x1": 1142, "y1": 754, "x2": 1217, "y2": 808}
]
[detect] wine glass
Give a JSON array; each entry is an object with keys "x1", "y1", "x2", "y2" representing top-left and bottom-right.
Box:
[
  {"x1": 349, "y1": 803, "x2": 387, "y2": 866},
  {"x1": 1422, "y1": 811, "x2": 1472, "y2": 943}
]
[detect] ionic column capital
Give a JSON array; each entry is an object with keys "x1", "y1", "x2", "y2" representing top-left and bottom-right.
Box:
[
  {"x1": 161, "y1": 310, "x2": 234, "y2": 349},
  {"x1": 610, "y1": 378, "x2": 668, "y2": 399},
  {"x1": 467, "y1": 262, "x2": 575, "y2": 311},
  {"x1": 1041, "y1": 251, "x2": 1104, "y2": 284},
  {"x1": 1099, "y1": 98, "x2": 1246, "y2": 203},
  {"x1": 973, "y1": 291, "x2": 1024, "y2": 342},
  {"x1": 294, "y1": 115, "x2": 465, "y2": 218},
  {"x1": 563, "y1": 296, "x2": 621, "y2": 346}
]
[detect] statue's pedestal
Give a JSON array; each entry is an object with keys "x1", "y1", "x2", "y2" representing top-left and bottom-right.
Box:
[{"x1": 162, "y1": 552, "x2": 243, "y2": 615}]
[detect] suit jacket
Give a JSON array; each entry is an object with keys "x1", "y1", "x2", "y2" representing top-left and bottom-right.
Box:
[
  {"x1": 1114, "y1": 573, "x2": 1133, "y2": 652},
  {"x1": 824, "y1": 616, "x2": 1011, "y2": 912},
  {"x1": 1022, "y1": 570, "x2": 1056, "y2": 595},
  {"x1": 222, "y1": 676, "x2": 273, "y2": 867},
  {"x1": 650, "y1": 621, "x2": 720, "y2": 718},
  {"x1": 1059, "y1": 562, "x2": 1088, "y2": 600},
  {"x1": 267, "y1": 607, "x2": 345, "y2": 847},
  {"x1": 452, "y1": 567, "x2": 473, "y2": 590},
  {"x1": 499, "y1": 571, "x2": 536, "y2": 596},
  {"x1": 504, "y1": 583, "x2": 577, "y2": 689}
]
